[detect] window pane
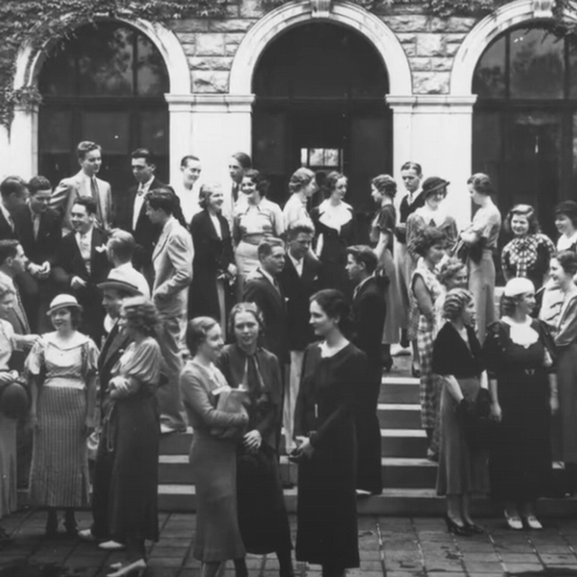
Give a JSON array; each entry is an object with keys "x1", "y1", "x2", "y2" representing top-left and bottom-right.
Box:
[
  {"x1": 39, "y1": 110, "x2": 73, "y2": 153},
  {"x1": 137, "y1": 35, "x2": 169, "y2": 96},
  {"x1": 81, "y1": 112, "x2": 130, "y2": 154},
  {"x1": 510, "y1": 28, "x2": 564, "y2": 99},
  {"x1": 77, "y1": 25, "x2": 135, "y2": 96},
  {"x1": 473, "y1": 35, "x2": 506, "y2": 98},
  {"x1": 38, "y1": 50, "x2": 76, "y2": 96},
  {"x1": 139, "y1": 110, "x2": 169, "y2": 154}
]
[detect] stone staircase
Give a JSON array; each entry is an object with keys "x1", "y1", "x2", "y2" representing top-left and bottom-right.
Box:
[{"x1": 157, "y1": 366, "x2": 577, "y2": 517}]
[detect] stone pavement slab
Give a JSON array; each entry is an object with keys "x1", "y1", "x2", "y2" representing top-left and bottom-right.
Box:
[{"x1": 1, "y1": 511, "x2": 577, "y2": 576}]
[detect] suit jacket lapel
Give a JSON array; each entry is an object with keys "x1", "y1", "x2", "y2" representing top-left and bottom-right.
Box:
[
  {"x1": 102, "y1": 323, "x2": 130, "y2": 369},
  {"x1": 153, "y1": 218, "x2": 172, "y2": 260}
]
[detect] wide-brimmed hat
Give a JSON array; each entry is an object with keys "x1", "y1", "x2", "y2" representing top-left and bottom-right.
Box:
[
  {"x1": 421, "y1": 176, "x2": 449, "y2": 198},
  {"x1": 47, "y1": 294, "x2": 81, "y2": 316},
  {"x1": 97, "y1": 268, "x2": 141, "y2": 295}
]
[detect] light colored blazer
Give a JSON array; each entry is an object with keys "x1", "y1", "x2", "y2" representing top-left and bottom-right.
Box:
[
  {"x1": 50, "y1": 170, "x2": 112, "y2": 232},
  {"x1": 152, "y1": 216, "x2": 193, "y2": 316}
]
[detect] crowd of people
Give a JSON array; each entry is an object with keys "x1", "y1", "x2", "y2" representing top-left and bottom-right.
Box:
[{"x1": 0, "y1": 138, "x2": 576, "y2": 575}]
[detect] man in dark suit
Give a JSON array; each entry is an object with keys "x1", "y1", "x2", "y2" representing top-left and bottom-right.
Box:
[
  {"x1": 115, "y1": 148, "x2": 185, "y2": 285},
  {"x1": 12, "y1": 176, "x2": 62, "y2": 331},
  {"x1": 0, "y1": 176, "x2": 29, "y2": 241},
  {"x1": 346, "y1": 244, "x2": 387, "y2": 495},
  {"x1": 78, "y1": 268, "x2": 140, "y2": 545},
  {"x1": 278, "y1": 220, "x2": 321, "y2": 452},
  {"x1": 242, "y1": 237, "x2": 288, "y2": 367},
  {"x1": 52, "y1": 197, "x2": 110, "y2": 343}
]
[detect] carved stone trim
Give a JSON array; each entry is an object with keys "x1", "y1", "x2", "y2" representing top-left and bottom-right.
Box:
[
  {"x1": 311, "y1": 0, "x2": 331, "y2": 18},
  {"x1": 532, "y1": 0, "x2": 554, "y2": 18}
]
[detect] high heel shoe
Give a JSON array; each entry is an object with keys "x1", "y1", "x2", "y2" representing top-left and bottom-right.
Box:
[
  {"x1": 504, "y1": 510, "x2": 523, "y2": 531},
  {"x1": 45, "y1": 510, "x2": 58, "y2": 538},
  {"x1": 106, "y1": 559, "x2": 146, "y2": 577},
  {"x1": 464, "y1": 522, "x2": 484, "y2": 534},
  {"x1": 383, "y1": 357, "x2": 393, "y2": 373},
  {"x1": 444, "y1": 515, "x2": 471, "y2": 537},
  {"x1": 63, "y1": 510, "x2": 77, "y2": 537},
  {"x1": 523, "y1": 515, "x2": 543, "y2": 530},
  {"x1": 411, "y1": 362, "x2": 421, "y2": 378}
]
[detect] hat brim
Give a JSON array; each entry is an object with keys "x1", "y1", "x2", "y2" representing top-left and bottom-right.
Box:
[
  {"x1": 423, "y1": 181, "x2": 450, "y2": 196},
  {"x1": 97, "y1": 280, "x2": 142, "y2": 295},
  {"x1": 46, "y1": 302, "x2": 82, "y2": 316}
]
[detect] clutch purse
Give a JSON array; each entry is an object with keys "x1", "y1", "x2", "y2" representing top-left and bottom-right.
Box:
[{"x1": 210, "y1": 386, "x2": 248, "y2": 439}]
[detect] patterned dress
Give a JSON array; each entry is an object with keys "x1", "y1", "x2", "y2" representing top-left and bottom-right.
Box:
[
  {"x1": 411, "y1": 262, "x2": 443, "y2": 430},
  {"x1": 26, "y1": 333, "x2": 99, "y2": 507}
]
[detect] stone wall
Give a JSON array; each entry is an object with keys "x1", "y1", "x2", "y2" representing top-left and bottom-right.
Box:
[{"x1": 172, "y1": 0, "x2": 484, "y2": 95}]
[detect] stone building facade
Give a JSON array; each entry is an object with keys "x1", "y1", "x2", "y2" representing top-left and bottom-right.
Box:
[{"x1": 1, "y1": 0, "x2": 573, "y2": 231}]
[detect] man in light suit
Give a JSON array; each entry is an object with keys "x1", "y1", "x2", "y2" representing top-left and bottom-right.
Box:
[
  {"x1": 50, "y1": 140, "x2": 113, "y2": 233},
  {"x1": 51, "y1": 197, "x2": 111, "y2": 343},
  {"x1": 146, "y1": 189, "x2": 193, "y2": 433}
]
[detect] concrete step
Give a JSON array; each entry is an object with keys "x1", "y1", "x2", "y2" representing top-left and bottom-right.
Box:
[
  {"x1": 159, "y1": 455, "x2": 438, "y2": 489},
  {"x1": 159, "y1": 427, "x2": 430, "y2": 459},
  {"x1": 379, "y1": 379, "x2": 419, "y2": 404},
  {"x1": 152, "y1": 485, "x2": 577, "y2": 517},
  {"x1": 378, "y1": 404, "x2": 421, "y2": 429}
]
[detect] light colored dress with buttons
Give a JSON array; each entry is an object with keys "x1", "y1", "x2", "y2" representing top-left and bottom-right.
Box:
[
  {"x1": 0, "y1": 319, "x2": 17, "y2": 518},
  {"x1": 26, "y1": 333, "x2": 99, "y2": 507},
  {"x1": 233, "y1": 198, "x2": 284, "y2": 281}
]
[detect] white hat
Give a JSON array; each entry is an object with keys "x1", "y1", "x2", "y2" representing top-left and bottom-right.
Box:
[
  {"x1": 97, "y1": 268, "x2": 141, "y2": 295},
  {"x1": 503, "y1": 277, "x2": 535, "y2": 297},
  {"x1": 47, "y1": 294, "x2": 81, "y2": 315}
]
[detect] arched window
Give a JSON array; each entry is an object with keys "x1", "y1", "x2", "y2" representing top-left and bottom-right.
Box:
[
  {"x1": 38, "y1": 21, "x2": 169, "y2": 195},
  {"x1": 252, "y1": 22, "x2": 391, "y2": 224},
  {"x1": 472, "y1": 24, "x2": 577, "y2": 237}
]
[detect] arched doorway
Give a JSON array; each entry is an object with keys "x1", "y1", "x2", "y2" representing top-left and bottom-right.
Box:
[
  {"x1": 38, "y1": 21, "x2": 170, "y2": 195},
  {"x1": 252, "y1": 21, "x2": 391, "y2": 237},
  {"x1": 472, "y1": 22, "x2": 577, "y2": 238}
]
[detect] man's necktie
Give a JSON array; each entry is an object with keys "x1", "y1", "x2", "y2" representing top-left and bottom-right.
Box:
[
  {"x1": 33, "y1": 214, "x2": 40, "y2": 240},
  {"x1": 91, "y1": 177, "x2": 104, "y2": 226}
]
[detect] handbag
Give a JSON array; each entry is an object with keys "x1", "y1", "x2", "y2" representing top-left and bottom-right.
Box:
[
  {"x1": 210, "y1": 387, "x2": 248, "y2": 440},
  {"x1": 457, "y1": 388, "x2": 499, "y2": 451}
]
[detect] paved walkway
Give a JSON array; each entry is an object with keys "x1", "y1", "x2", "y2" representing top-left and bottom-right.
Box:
[{"x1": 1, "y1": 510, "x2": 577, "y2": 577}]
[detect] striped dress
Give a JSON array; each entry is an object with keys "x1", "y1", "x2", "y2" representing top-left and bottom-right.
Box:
[{"x1": 26, "y1": 333, "x2": 99, "y2": 507}]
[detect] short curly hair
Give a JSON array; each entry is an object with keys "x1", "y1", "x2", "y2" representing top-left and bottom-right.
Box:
[
  {"x1": 371, "y1": 174, "x2": 397, "y2": 199},
  {"x1": 242, "y1": 169, "x2": 269, "y2": 197},
  {"x1": 122, "y1": 296, "x2": 160, "y2": 337},
  {"x1": 554, "y1": 250, "x2": 577, "y2": 276},
  {"x1": 504, "y1": 204, "x2": 540, "y2": 236},
  {"x1": 437, "y1": 257, "x2": 467, "y2": 288},
  {"x1": 325, "y1": 172, "x2": 347, "y2": 194},
  {"x1": 412, "y1": 227, "x2": 446, "y2": 257},
  {"x1": 198, "y1": 183, "x2": 222, "y2": 210},
  {"x1": 443, "y1": 288, "x2": 474, "y2": 321},
  {"x1": 186, "y1": 316, "x2": 220, "y2": 356},
  {"x1": 288, "y1": 168, "x2": 315, "y2": 194}
]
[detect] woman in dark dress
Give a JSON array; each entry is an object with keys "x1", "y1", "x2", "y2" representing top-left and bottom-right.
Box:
[
  {"x1": 433, "y1": 288, "x2": 489, "y2": 536},
  {"x1": 293, "y1": 289, "x2": 367, "y2": 577},
  {"x1": 189, "y1": 183, "x2": 236, "y2": 334},
  {"x1": 369, "y1": 174, "x2": 400, "y2": 370},
  {"x1": 218, "y1": 303, "x2": 293, "y2": 577},
  {"x1": 103, "y1": 296, "x2": 162, "y2": 577},
  {"x1": 484, "y1": 278, "x2": 556, "y2": 531},
  {"x1": 311, "y1": 172, "x2": 356, "y2": 299}
]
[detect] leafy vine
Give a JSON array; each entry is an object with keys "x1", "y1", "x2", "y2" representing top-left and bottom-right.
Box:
[{"x1": 0, "y1": 0, "x2": 574, "y2": 128}]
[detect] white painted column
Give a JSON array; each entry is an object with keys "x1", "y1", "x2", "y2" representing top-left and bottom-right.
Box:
[
  {"x1": 165, "y1": 95, "x2": 194, "y2": 187},
  {"x1": 8, "y1": 103, "x2": 38, "y2": 179},
  {"x1": 188, "y1": 94, "x2": 254, "y2": 187},
  {"x1": 387, "y1": 95, "x2": 477, "y2": 229}
]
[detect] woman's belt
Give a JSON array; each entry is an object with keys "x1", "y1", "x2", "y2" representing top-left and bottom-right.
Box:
[{"x1": 240, "y1": 235, "x2": 267, "y2": 246}]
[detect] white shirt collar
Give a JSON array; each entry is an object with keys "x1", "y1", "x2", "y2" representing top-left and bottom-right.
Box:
[
  {"x1": 0, "y1": 203, "x2": 12, "y2": 224},
  {"x1": 288, "y1": 252, "x2": 303, "y2": 271},
  {"x1": 259, "y1": 267, "x2": 276, "y2": 287}
]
